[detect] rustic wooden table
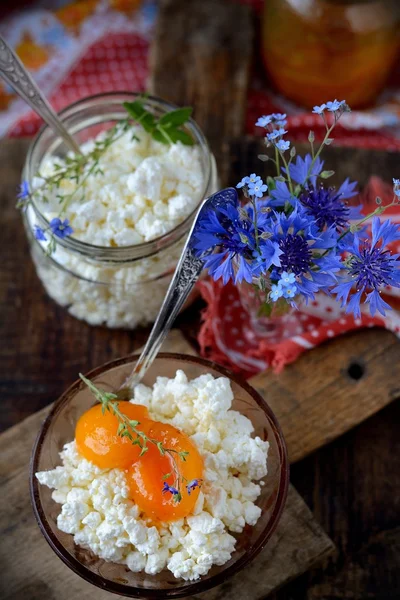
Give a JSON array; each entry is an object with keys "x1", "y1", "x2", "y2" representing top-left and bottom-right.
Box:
[{"x1": 1, "y1": 133, "x2": 400, "y2": 600}]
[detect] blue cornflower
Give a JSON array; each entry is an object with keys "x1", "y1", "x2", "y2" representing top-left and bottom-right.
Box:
[
  {"x1": 267, "y1": 128, "x2": 287, "y2": 142},
  {"x1": 255, "y1": 115, "x2": 273, "y2": 127},
  {"x1": 270, "y1": 283, "x2": 283, "y2": 302},
  {"x1": 282, "y1": 284, "x2": 298, "y2": 299},
  {"x1": 254, "y1": 238, "x2": 283, "y2": 275},
  {"x1": 248, "y1": 180, "x2": 268, "y2": 198},
  {"x1": 162, "y1": 482, "x2": 179, "y2": 496},
  {"x1": 237, "y1": 176, "x2": 249, "y2": 189},
  {"x1": 34, "y1": 225, "x2": 47, "y2": 241},
  {"x1": 276, "y1": 139, "x2": 290, "y2": 152},
  {"x1": 186, "y1": 478, "x2": 203, "y2": 495},
  {"x1": 269, "y1": 180, "x2": 295, "y2": 207},
  {"x1": 279, "y1": 271, "x2": 296, "y2": 286},
  {"x1": 49, "y1": 218, "x2": 73, "y2": 239},
  {"x1": 192, "y1": 190, "x2": 255, "y2": 284},
  {"x1": 393, "y1": 178, "x2": 400, "y2": 196},
  {"x1": 17, "y1": 180, "x2": 30, "y2": 201},
  {"x1": 300, "y1": 183, "x2": 360, "y2": 231},
  {"x1": 338, "y1": 177, "x2": 358, "y2": 199},
  {"x1": 263, "y1": 208, "x2": 339, "y2": 300},
  {"x1": 333, "y1": 217, "x2": 400, "y2": 317},
  {"x1": 326, "y1": 100, "x2": 345, "y2": 112},
  {"x1": 312, "y1": 104, "x2": 326, "y2": 115},
  {"x1": 284, "y1": 154, "x2": 324, "y2": 187}
]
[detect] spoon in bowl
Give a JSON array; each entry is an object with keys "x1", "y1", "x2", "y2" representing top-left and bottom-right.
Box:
[
  {"x1": 0, "y1": 35, "x2": 81, "y2": 154},
  {"x1": 116, "y1": 187, "x2": 237, "y2": 398}
]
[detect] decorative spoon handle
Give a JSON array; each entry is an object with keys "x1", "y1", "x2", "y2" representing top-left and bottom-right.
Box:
[
  {"x1": 118, "y1": 187, "x2": 238, "y2": 396},
  {"x1": 0, "y1": 36, "x2": 81, "y2": 155}
]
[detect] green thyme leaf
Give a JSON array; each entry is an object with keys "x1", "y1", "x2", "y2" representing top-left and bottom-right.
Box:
[{"x1": 162, "y1": 472, "x2": 172, "y2": 480}]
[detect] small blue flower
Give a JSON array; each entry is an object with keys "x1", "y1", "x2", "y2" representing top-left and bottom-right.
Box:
[
  {"x1": 271, "y1": 113, "x2": 287, "y2": 121},
  {"x1": 162, "y1": 482, "x2": 179, "y2": 496},
  {"x1": 17, "y1": 180, "x2": 30, "y2": 201},
  {"x1": 312, "y1": 104, "x2": 326, "y2": 115},
  {"x1": 248, "y1": 181, "x2": 268, "y2": 198},
  {"x1": 34, "y1": 225, "x2": 47, "y2": 241},
  {"x1": 326, "y1": 100, "x2": 345, "y2": 112},
  {"x1": 267, "y1": 128, "x2": 287, "y2": 141},
  {"x1": 279, "y1": 271, "x2": 296, "y2": 286},
  {"x1": 237, "y1": 176, "x2": 249, "y2": 189},
  {"x1": 270, "y1": 283, "x2": 283, "y2": 302},
  {"x1": 276, "y1": 139, "x2": 290, "y2": 152},
  {"x1": 393, "y1": 178, "x2": 400, "y2": 196},
  {"x1": 248, "y1": 173, "x2": 262, "y2": 184},
  {"x1": 186, "y1": 478, "x2": 203, "y2": 495},
  {"x1": 255, "y1": 115, "x2": 273, "y2": 127},
  {"x1": 282, "y1": 284, "x2": 298, "y2": 299},
  {"x1": 49, "y1": 218, "x2": 73, "y2": 239}
]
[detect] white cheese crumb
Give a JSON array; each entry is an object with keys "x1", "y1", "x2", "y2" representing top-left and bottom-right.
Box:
[
  {"x1": 36, "y1": 371, "x2": 269, "y2": 581},
  {"x1": 27, "y1": 127, "x2": 212, "y2": 329}
]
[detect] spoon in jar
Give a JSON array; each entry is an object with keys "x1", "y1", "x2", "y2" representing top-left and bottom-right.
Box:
[
  {"x1": 0, "y1": 35, "x2": 81, "y2": 155},
  {"x1": 116, "y1": 187, "x2": 237, "y2": 399}
]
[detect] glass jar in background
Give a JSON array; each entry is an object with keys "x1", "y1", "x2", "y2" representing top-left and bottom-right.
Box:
[
  {"x1": 22, "y1": 93, "x2": 218, "y2": 329},
  {"x1": 262, "y1": 0, "x2": 400, "y2": 109}
]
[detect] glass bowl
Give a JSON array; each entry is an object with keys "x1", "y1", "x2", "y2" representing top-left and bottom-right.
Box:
[{"x1": 30, "y1": 354, "x2": 289, "y2": 598}]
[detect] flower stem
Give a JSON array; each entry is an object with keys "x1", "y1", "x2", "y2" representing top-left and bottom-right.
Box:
[{"x1": 275, "y1": 146, "x2": 280, "y2": 177}]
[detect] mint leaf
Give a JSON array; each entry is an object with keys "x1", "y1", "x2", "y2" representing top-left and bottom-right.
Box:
[
  {"x1": 159, "y1": 107, "x2": 192, "y2": 127},
  {"x1": 152, "y1": 129, "x2": 169, "y2": 144},
  {"x1": 123, "y1": 101, "x2": 155, "y2": 134},
  {"x1": 166, "y1": 129, "x2": 194, "y2": 145}
]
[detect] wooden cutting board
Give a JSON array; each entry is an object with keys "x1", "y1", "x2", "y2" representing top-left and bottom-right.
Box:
[{"x1": 0, "y1": 331, "x2": 334, "y2": 600}]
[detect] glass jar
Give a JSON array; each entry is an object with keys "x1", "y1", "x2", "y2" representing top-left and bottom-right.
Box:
[
  {"x1": 262, "y1": 0, "x2": 400, "y2": 109},
  {"x1": 22, "y1": 92, "x2": 218, "y2": 329},
  {"x1": 238, "y1": 279, "x2": 304, "y2": 341}
]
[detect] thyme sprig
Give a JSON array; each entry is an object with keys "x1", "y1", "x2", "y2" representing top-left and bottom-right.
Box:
[
  {"x1": 79, "y1": 374, "x2": 195, "y2": 503},
  {"x1": 19, "y1": 98, "x2": 194, "y2": 255}
]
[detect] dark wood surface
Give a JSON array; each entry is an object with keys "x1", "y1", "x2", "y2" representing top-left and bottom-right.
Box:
[
  {"x1": 0, "y1": 341, "x2": 335, "y2": 600},
  {"x1": 1, "y1": 135, "x2": 400, "y2": 599}
]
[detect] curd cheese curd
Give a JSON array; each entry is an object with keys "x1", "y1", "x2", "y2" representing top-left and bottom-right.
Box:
[
  {"x1": 36, "y1": 371, "x2": 269, "y2": 581},
  {"x1": 26, "y1": 127, "x2": 213, "y2": 328}
]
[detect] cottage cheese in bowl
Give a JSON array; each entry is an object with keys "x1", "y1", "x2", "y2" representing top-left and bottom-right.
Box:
[
  {"x1": 23, "y1": 94, "x2": 217, "y2": 329},
  {"x1": 36, "y1": 370, "x2": 269, "y2": 582}
]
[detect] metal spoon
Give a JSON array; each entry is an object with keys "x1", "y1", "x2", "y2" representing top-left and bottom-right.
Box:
[
  {"x1": 117, "y1": 187, "x2": 237, "y2": 398},
  {"x1": 0, "y1": 35, "x2": 81, "y2": 155}
]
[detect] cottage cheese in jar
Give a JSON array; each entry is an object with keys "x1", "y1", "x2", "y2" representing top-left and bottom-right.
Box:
[{"x1": 22, "y1": 94, "x2": 217, "y2": 328}]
